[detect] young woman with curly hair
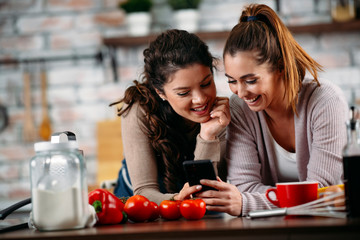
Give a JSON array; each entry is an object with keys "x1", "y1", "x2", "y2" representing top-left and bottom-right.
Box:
[{"x1": 110, "y1": 29, "x2": 230, "y2": 204}]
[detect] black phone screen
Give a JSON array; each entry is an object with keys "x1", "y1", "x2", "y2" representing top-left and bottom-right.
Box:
[{"x1": 182, "y1": 159, "x2": 217, "y2": 192}]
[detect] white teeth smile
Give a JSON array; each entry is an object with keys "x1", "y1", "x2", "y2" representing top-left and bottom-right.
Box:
[
  {"x1": 244, "y1": 96, "x2": 259, "y2": 103},
  {"x1": 193, "y1": 105, "x2": 207, "y2": 111}
]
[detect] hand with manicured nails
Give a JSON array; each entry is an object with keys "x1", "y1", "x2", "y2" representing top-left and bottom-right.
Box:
[
  {"x1": 173, "y1": 182, "x2": 203, "y2": 201},
  {"x1": 200, "y1": 97, "x2": 230, "y2": 140}
]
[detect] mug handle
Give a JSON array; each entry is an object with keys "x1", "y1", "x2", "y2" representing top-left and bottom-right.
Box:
[{"x1": 265, "y1": 188, "x2": 280, "y2": 207}]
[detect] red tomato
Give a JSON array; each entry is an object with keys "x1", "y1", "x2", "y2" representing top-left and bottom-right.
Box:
[
  {"x1": 148, "y1": 201, "x2": 160, "y2": 221},
  {"x1": 124, "y1": 195, "x2": 152, "y2": 222},
  {"x1": 159, "y1": 200, "x2": 182, "y2": 220},
  {"x1": 180, "y1": 199, "x2": 206, "y2": 220}
]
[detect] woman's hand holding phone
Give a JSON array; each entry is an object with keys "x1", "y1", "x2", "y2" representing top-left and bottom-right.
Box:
[
  {"x1": 200, "y1": 96, "x2": 230, "y2": 140},
  {"x1": 173, "y1": 182, "x2": 203, "y2": 201},
  {"x1": 197, "y1": 177, "x2": 243, "y2": 217}
]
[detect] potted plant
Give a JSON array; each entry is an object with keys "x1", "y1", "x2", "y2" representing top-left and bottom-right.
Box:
[
  {"x1": 168, "y1": 0, "x2": 201, "y2": 32},
  {"x1": 119, "y1": 0, "x2": 153, "y2": 36}
]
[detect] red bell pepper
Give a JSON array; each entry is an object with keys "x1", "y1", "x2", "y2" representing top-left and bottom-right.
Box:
[{"x1": 88, "y1": 189, "x2": 125, "y2": 225}]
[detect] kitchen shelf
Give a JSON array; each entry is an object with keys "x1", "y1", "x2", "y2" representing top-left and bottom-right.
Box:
[{"x1": 103, "y1": 19, "x2": 360, "y2": 47}]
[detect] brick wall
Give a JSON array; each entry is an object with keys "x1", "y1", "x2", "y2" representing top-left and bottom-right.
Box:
[{"x1": 0, "y1": 0, "x2": 359, "y2": 204}]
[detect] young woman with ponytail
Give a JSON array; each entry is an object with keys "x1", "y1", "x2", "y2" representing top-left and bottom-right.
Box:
[
  {"x1": 110, "y1": 29, "x2": 230, "y2": 205},
  {"x1": 197, "y1": 4, "x2": 348, "y2": 216}
]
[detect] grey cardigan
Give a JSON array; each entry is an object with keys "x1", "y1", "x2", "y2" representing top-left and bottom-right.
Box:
[{"x1": 226, "y1": 78, "x2": 349, "y2": 216}]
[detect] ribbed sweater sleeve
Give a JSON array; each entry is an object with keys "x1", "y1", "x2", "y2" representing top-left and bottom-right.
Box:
[{"x1": 298, "y1": 79, "x2": 348, "y2": 186}]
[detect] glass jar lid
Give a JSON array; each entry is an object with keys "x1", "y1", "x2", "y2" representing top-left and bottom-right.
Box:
[{"x1": 34, "y1": 141, "x2": 79, "y2": 152}]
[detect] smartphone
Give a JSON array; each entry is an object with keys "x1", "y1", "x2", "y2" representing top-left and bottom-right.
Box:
[{"x1": 182, "y1": 159, "x2": 217, "y2": 192}]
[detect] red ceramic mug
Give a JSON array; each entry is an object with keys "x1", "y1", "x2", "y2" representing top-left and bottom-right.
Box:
[{"x1": 265, "y1": 181, "x2": 319, "y2": 208}]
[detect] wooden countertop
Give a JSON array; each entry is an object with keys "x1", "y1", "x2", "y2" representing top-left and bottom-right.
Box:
[{"x1": 2, "y1": 213, "x2": 360, "y2": 240}]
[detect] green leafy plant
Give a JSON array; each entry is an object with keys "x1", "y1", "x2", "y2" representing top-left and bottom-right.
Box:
[
  {"x1": 168, "y1": 0, "x2": 201, "y2": 10},
  {"x1": 119, "y1": 0, "x2": 153, "y2": 13}
]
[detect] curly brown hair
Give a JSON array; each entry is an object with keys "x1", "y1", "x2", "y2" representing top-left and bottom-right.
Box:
[{"x1": 110, "y1": 29, "x2": 216, "y2": 192}]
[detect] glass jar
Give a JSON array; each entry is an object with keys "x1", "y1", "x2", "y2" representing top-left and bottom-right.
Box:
[{"x1": 29, "y1": 132, "x2": 89, "y2": 231}]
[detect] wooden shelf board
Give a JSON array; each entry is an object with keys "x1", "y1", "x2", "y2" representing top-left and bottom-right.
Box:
[{"x1": 103, "y1": 20, "x2": 360, "y2": 47}]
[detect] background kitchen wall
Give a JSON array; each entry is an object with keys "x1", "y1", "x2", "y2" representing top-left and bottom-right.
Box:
[{"x1": 0, "y1": 0, "x2": 359, "y2": 205}]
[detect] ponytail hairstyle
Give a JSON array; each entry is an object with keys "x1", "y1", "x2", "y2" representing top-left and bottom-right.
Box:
[
  {"x1": 110, "y1": 29, "x2": 216, "y2": 193},
  {"x1": 223, "y1": 4, "x2": 322, "y2": 114}
]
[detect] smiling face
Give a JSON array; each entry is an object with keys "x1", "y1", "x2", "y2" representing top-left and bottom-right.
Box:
[
  {"x1": 224, "y1": 51, "x2": 285, "y2": 113},
  {"x1": 157, "y1": 63, "x2": 216, "y2": 123}
]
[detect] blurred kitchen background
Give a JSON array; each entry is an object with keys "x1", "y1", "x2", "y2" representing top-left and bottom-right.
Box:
[{"x1": 0, "y1": 0, "x2": 359, "y2": 207}]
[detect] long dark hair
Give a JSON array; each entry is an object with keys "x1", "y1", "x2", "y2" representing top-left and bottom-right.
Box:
[
  {"x1": 110, "y1": 29, "x2": 216, "y2": 192},
  {"x1": 223, "y1": 4, "x2": 322, "y2": 114}
]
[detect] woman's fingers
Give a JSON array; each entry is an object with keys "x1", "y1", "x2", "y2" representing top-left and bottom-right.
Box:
[
  {"x1": 211, "y1": 97, "x2": 229, "y2": 111},
  {"x1": 210, "y1": 110, "x2": 230, "y2": 126},
  {"x1": 205, "y1": 205, "x2": 241, "y2": 216},
  {"x1": 214, "y1": 96, "x2": 230, "y2": 104},
  {"x1": 210, "y1": 97, "x2": 231, "y2": 125},
  {"x1": 199, "y1": 96, "x2": 230, "y2": 140},
  {"x1": 201, "y1": 194, "x2": 242, "y2": 216},
  {"x1": 176, "y1": 182, "x2": 202, "y2": 200},
  {"x1": 205, "y1": 205, "x2": 228, "y2": 212},
  {"x1": 200, "y1": 179, "x2": 229, "y2": 191},
  {"x1": 211, "y1": 97, "x2": 229, "y2": 112},
  {"x1": 196, "y1": 179, "x2": 243, "y2": 216}
]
